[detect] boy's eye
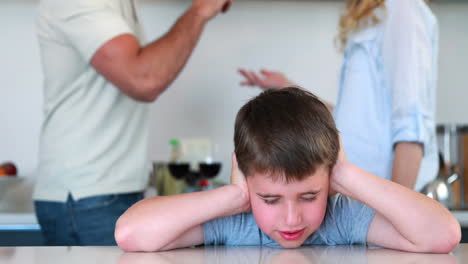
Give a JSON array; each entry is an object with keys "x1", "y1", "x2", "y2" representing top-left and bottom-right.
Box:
[
  {"x1": 263, "y1": 198, "x2": 279, "y2": 205},
  {"x1": 301, "y1": 196, "x2": 317, "y2": 201}
]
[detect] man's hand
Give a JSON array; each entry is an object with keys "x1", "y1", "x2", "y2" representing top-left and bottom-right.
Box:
[
  {"x1": 191, "y1": 0, "x2": 233, "y2": 21},
  {"x1": 238, "y1": 69, "x2": 295, "y2": 90},
  {"x1": 230, "y1": 153, "x2": 250, "y2": 213}
]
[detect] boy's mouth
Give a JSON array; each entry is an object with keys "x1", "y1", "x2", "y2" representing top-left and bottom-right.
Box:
[{"x1": 279, "y1": 228, "x2": 305, "y2": 241}]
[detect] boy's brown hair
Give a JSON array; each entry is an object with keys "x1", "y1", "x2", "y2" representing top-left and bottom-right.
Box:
[{"x1": 234, "y1": 87, "x2": 340, "y2": 182}]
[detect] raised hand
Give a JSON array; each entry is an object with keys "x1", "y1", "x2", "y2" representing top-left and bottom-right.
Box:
[
  {"x1": 238, "y1": 69, "x2": 295, "y2": 90},
  {"x1": 191, "y1": 0, "x2": 233, "y2": 21}
]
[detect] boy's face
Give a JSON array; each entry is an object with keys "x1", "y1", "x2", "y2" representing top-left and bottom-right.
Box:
[{"x1": 247, "y1": 166, "x2": 329, "y2": 248}]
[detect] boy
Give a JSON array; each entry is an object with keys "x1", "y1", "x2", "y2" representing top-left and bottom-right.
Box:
[{"x1": 115, "y1": 88, "x2": 460, "y2": 252}]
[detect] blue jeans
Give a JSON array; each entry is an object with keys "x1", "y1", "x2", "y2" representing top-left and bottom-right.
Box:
[{"x1": 34, "y1": 192, "x2": 143, "y2": 246}]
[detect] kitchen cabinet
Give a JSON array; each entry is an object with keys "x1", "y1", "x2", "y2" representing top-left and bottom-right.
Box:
[
  {"x1": 0, "y1": 229, "x2": 44, "y2": 246},
  {"x1": 0, "y1": 214, "x2": 44, "y2": 246},
  {"x1": 0, "y1": 178, "x2": 44, "y2": 246}
]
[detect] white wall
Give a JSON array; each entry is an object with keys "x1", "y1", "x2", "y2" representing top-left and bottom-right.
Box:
[
  {"x1": 142, "y1": 0, "x2": 343, "y2": 182},
  {"x1": 0, "y1": 1, "x2": 43, "y2": 179},
  {"x1": 1, "y1": 0, "x2": 467, "y2": 182},
  {"x1": 435, "y1": 3, "x2": 468, "y2": 123}
]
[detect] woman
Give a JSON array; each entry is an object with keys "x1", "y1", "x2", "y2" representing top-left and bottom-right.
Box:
[{"x1": 239, "y1": 0, "x2": 438, "y2": 191}]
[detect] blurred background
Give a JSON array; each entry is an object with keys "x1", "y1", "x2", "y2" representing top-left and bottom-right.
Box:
[
  {"x1": 0, "y1": 0, "x2": 467, "y2": 244},
  {"x1": 1, "y1": 0, "x2": 467, "y2": 182}
]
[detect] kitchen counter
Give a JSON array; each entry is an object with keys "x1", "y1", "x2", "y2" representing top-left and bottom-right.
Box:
[
  {"x1": 0, "y1": 213, "x2": 39, "y2": 230},
  {"x1": 2, "y1": 210, "x2": 468, "y2": 228},
  {"x1": 0, "y1": 213, "x2": 42, "y2": 247},
  {"x1": 2, "y1": 210, "x2": 468, "y2": 246},
  {"x1": 0, "y1": 245, "x2": 467, "y2": 263}
]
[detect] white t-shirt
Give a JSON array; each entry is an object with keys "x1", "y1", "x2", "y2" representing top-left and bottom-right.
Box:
[{"x1": 34, "y1": 0, "x2": 149, "y2": 201}]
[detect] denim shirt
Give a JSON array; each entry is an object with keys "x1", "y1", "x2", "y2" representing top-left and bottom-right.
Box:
[{"x1": 333, "y1": 0, "x2": 439, "y2": 191}]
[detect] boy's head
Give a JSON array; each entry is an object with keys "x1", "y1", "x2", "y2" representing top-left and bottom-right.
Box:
[
  {"x1": 234, "y1": 87, "x2": 340, "y2": 248},
  {"x1": 234, "y1": 87, "x2": 339, "y2": 182}
]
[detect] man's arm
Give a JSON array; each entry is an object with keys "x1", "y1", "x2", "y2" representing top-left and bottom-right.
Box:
[
  {"x1": 391, "y1": 142, "x2": 423, "y2": 189},
  {"x1": 91, "y1": 0, "x2": 232, "y2": 102},
  {"x1": 331, "y1": 155, "x2": 460, "y2": 253}
]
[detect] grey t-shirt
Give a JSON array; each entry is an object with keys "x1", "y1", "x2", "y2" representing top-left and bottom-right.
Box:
[{"x1": 202, "y1": 194, "x2": 375, "y2": 247}]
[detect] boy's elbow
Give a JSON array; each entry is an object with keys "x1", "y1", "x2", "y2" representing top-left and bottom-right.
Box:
[
  {"x1": 115, "y1": 217, "x2": 137, "y2": 252},
  {"x1": 115, "y1": 217, "x2": 167, "y2": 252},
  {"x1": 439, "y1": 221, "x2": 461, "y2": 253},
  {"x1": 426, "y1": 220, "x2": 461, "y2": 253}
]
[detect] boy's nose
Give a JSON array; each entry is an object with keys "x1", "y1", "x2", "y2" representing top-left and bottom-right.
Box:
[{"x1": 285, "y1": 202, "x2": 302, "y2": 227}]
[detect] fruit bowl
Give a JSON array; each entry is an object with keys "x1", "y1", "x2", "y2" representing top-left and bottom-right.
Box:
[{"x1": 0, "y1": 177, "x2": 24, "y2": 201}]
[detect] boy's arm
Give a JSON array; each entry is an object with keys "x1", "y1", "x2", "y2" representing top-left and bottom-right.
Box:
[
  {"x1": 115, "y1": 154, "x2": 249, "y2": 252},
  {"x1": 331, "y1": 154, "x2": 460, "y2": 253},
  {"x1": 115, "y1": 184, "x2": 248, "y2": 252}
]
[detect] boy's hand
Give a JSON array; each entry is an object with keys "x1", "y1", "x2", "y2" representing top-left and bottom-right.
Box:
[
  {"x1": 329, "y1": 136, "x2": 349, "y2": 196},
  {"x1": 230, "y1": 153, "x2": 251, "y2": 213}
]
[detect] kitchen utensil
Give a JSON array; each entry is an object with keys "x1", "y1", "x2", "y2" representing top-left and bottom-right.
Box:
[
  {"x1": 421, "y1": 152, "x2": 459, "y2": 208},
  {"x1": 436, "y1": 124, "x2": 468, "y2": 208}
]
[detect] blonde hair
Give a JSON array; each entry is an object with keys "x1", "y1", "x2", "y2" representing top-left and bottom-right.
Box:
[
  {"x1": 337, "y1": 0, "x2": 430, "y2": 51},
  {"x1": 337, "y1": 0, "x2": 385, "y2": 51}
]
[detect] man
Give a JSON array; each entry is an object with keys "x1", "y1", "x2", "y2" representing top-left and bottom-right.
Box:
[{"x1": 34, "y1": 0, "x2": 232, "y2": 246}]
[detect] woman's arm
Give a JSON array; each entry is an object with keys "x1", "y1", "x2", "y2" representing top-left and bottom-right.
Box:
[
  {"x1": 237, "y1": 69, "x2": 334, "y2": 112},
  {"x1": 383, "y1": 0, "x2": 436, "y2": 189},
  {"x1": 392, "y1": 142, "x2": 423, "y2": 189},
  {"x1": 238, "y1": 69, "x2": 297, "y2": 89}
]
